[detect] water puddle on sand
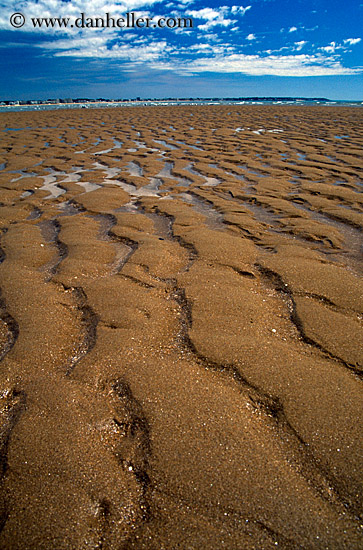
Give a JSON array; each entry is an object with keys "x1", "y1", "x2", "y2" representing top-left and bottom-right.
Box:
[
  {"x1": 58, "y1": 173, "x2": 82, "y2": 184},
  {"x1": 112, "y1": 181, "x2": 139, "y2": 195},
  {"x1": 156, "y1": 161, "x2": 174, "y2": 178},
  {"x1": 182, "y1": 164, "x2": 220, "y2": 186},
  {"x1": 3, "y1": 127, "x2": 32, "y2": 132},
  {"x1": 40, "y1": 175, "x2": 66, "y2": 199},
  {"x1": 165, "y1": 192, "x2": 224, "y2": 229},
  {"x1": 92, "y1": 162, "x2": 120, "y2": 180},
  {"x1": 217, "y1": 166, "x2": 245, "y2": 182},
  {"x1": 117, "y1": 199, "x2": 139, "y2": 212},
  {"x1": 27, "y1": 207, "x2": 42, "y2": 220},
  {"x1": 38, "y1": 219, "x2": 58, "y2": 243},
  {"x1": 132, "y1": 140, "x2": 147, "y2": 149},
  {"x1": 157, "y1": 162, "x2": 191, "y2": 186},
  {"x1": 39, "y1": 167, "x2": 107, "y2": 197},
  {"x1": 94, "y1": 138, "x2": 123, "y2": 155},
  {"x1": 37, "y1": 219, "x2": 68, "y2": 278},
  {"x1": 44, "y1": 169, "x2": 101, "y2": 196},
  {"x1": 153, "y1": 139, "x2": 178, "y2": 150},
  {"x1": 110, "y1": 243, "x2": 134, "y2": 274},
  {"x1": 10, "y1": 170, "x2": 38, "y2": 182},
  {"x1": 92, "y1": 214, "x2": 135, "y2": 275},
  {"x1": 239, "y1": 199, "x2": 351, "y2": 255},
  {"x1": 203, "y1": 177, "x2": 220, "y2": 187},
  {"x1": 126, "y1": 161, "x2": 143, "y2": 177},
  {"x1": 137, "y1": 177, "x2": 161, "y2": 196},
  {"x1": 130, "y1": 141, "x2": 161, "y2": 154},
  {"x1": 76, "y1": 182, "x2": 101, "y2": 193},
  {"x1": 113, "y1": 177, "x2": 162, "y2": 198},
  {"x1": 242, "y1": 201, "x2": 282, "y2": 227},
  {"x1": 174, "y1": 140, "x2": 203, "y2": 151},
  {"x1": 330, "y1": 179, "x2": 351, "y2": 187},
  {"x1": 182, "y1": 164, "x2": 200, "y2": 177},
  {"x1": 243, "y1": 167, "x2": 270, "y2": 178},
  {"x1": 230, "y1": 173, "x2": 246, "y2": 182},
  {"x1": 94, "y1": 147, "x2": 114, "y2": 155},
  {"x1": 142, "y1": 212, "x2": 173, "y2": 240},
  {"x1": 290, "y1": 201, "x2": 363, "y2": 273},
  {"x1": 58, "y1": 201, "x2": 83, "y2": 216}
]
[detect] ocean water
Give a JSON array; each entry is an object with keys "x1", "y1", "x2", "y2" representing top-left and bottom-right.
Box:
[{"x1": 0, "y1": 98, "x2": 362, "y2": 113}]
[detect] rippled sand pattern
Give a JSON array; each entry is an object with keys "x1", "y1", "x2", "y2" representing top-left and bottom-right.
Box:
[{"x1": 0, "y1": 105, "x2": 362, "y2": 549}]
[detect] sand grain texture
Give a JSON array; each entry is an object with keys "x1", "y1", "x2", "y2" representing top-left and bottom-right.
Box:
[{"x1": 0, "y1": 105, "x2": 362, "y2": 549}]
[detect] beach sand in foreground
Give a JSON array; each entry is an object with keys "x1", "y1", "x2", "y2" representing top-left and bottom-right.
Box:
[{"x1": 0, "y1": 105, "x2": 362, "y2": 549}]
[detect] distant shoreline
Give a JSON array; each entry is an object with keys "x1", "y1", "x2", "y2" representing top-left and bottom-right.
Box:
[{"x1": 1, "y1": 97, "x2": 362, "y2": 113}]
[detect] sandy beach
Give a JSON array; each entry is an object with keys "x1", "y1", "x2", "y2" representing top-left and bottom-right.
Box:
[{"x1": 0, "y1": 104, "x2": 362, "y2": 549}]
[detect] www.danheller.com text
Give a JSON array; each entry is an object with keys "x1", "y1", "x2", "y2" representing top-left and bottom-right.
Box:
[{"x1": 11, "y1": 11, "x2": 193, "y2": 30}]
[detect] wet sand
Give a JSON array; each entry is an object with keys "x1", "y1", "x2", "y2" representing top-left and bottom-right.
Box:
[{"x1": 0, "y1": 105, "x2": 362, "y2": 549}]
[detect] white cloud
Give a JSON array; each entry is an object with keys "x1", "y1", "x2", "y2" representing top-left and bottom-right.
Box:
[
  {"x1": 1, "y1": 0, "x2": 361, "y2": 81},
  {"x1": 173, "y1": 27, "x2": 193, "y2": 34},
  {"x1": 188, "y1": 7, "x2": 234, "y2": 30},
  {"x1": 230, "y1": 6, "x2": 251, "y2": 16},
  {"x1": 320, "y1": 41, "x2": 337, "y2": 54},
  {"x1": 294, "y1": 40, "x2": 307, "y2": 51},
  {"x1": 152, "y1": 53, "x2": 362, "y2": 77},
  {"x1": 320, "y1": 39, "x2": 361, "y2": 54},
  {"x1": 183, "y1": 42, "x2": 230, "y2": 55},
  {"x1": 344, "y1": 38, "x2": 361, "y2": 46},
  {"x1": 55, "y1": 38, "x2": 170, "y2": 62},
  {"x1": 198, "y1": 20, "x2": 232, "y2": 30},
  {"x1": 196, "y1": 32, "x2": 219, "y2": 42},
  {"x1": 189, "y1": 43, "x2": 212, "y2": 50},
  {"x1": 187, "y1": 7, "x2": 221, "y2": 19},
  {"x1": 188, "y1": 5, "x2": 250, "y2": 31},
  {"x1": 0, "y1": 0, "x2": 163, "y2": 33}
]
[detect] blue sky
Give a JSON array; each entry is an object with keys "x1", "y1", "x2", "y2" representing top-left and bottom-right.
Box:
[{"x1": 0, "y1": 0, "x2": 362, "y2": 100}]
